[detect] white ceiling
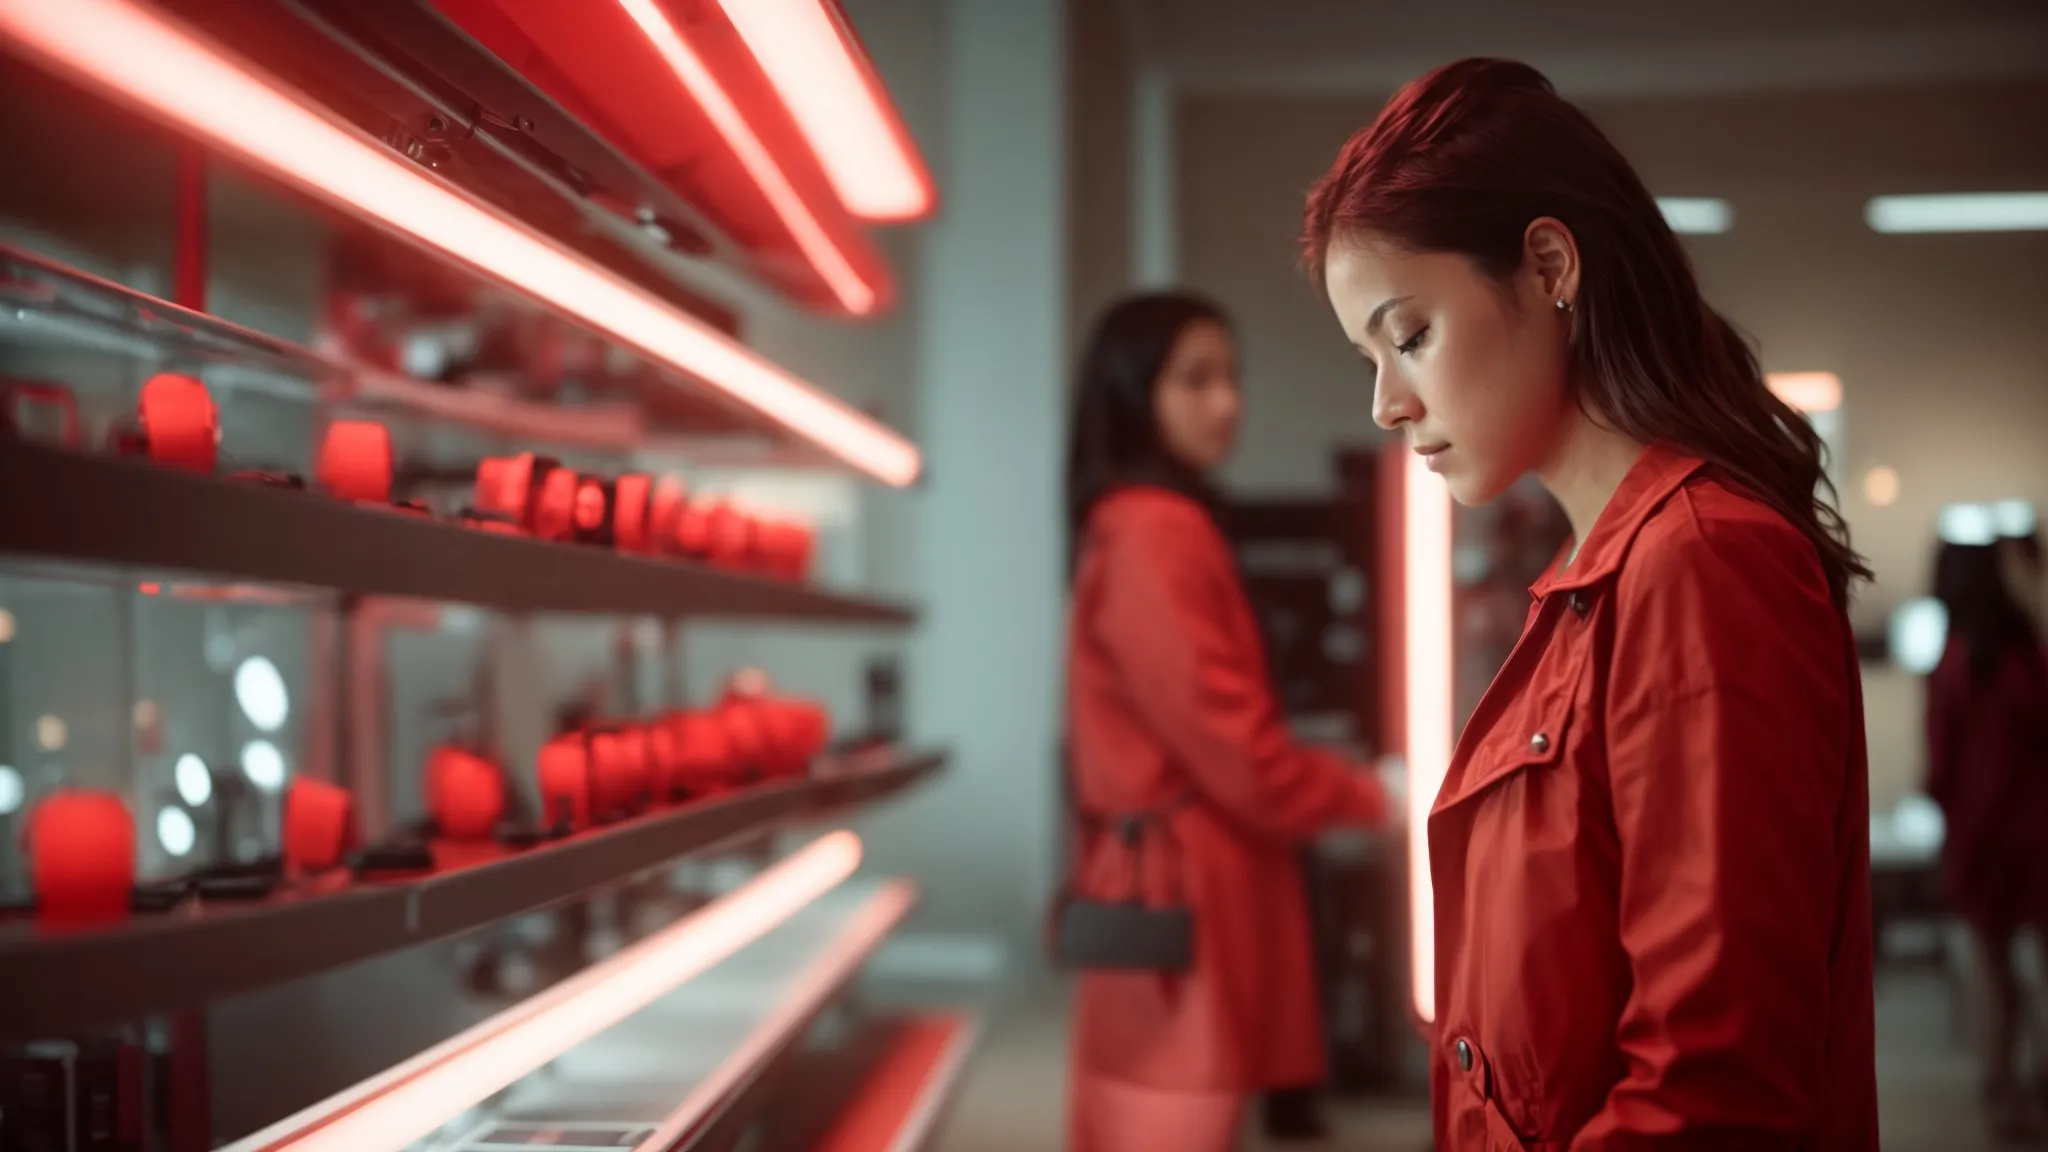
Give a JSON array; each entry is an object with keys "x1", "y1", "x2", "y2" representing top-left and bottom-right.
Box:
[{"x1": 1115, "y1": 0, "x2": 2048, "y2": 99}]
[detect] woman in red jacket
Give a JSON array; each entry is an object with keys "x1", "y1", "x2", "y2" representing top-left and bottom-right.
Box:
[
  {"x1": 1300, "y1": 59, "x2": 1879, "y2": 1149},
  {"x1": 1926, "y1": 533, "x2": 2048, "y2": 1138},
  {"x1": 1060, "y1": 292, "x2": 1388, "y2": 1152}
]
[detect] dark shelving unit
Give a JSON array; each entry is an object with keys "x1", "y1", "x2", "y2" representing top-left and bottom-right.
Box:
[
  {"x1": 0, "y1": 749, "x2": 945, "y2": 1044},
  {"x1": 0, "y1": 440, "x2": 916, "y2": 624}
]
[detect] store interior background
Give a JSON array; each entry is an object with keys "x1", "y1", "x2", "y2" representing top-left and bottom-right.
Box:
[{"x1": 2, "y1": 0, "x2": 2047, "y2": 1147}]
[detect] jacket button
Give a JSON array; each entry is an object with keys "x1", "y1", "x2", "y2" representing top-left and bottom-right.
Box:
[
  {"x1": 1569, "y1": 590, "x2": 1589, "y2": 616},
  {"x1": 1529, "y1": 732, "x2": 1551, "y2": 755},
  {"x1": 1455, "y1": 1038, "x2": 1474, "y2": 1072}
]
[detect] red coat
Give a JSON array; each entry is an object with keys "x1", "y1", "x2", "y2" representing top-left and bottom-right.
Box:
[
  {"x1": 1064, "y1": 486, "x2": 1385, "y2": 1092},
  {"x1": 1925, "y1": 637, "x2": 2048, "y2": 933},
  {"x1": 1429, "y1": 445, "x2": 1878, "y2": 1150}
]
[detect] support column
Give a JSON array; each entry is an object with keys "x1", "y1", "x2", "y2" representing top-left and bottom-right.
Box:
[{"x1": 879, "y1": 0, "x2": 1067, "y2": 980}]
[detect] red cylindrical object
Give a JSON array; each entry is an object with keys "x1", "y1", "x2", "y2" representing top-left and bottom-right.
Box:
[
  {"x1": 536, "y1": 734, "x2": 591, "y2": 831},
  {"x1": 718, "y1": 698, "x2": 772, "y2": 783},
  {"x1": 617, "y1": 724, "x2": 652, "y2": 806},
  {"x1": 425, "y1": 745, "x2": 506, "y2": 841},
  {"x1": 646, "y1": 716, "x2": 684, "y2": 799},
  {"x1": 612, "y1": 473, "x2": 653, "y2": 553},
  {"x1": 283, "y1": 777, "x2": 355, "y2": 874},
  {"x1": 648, "y1": 477, "x2": 687, "y2": 556},
  {"x1": 138, "y1": 373, "x2": 219, "y2": 473},
  {"x1": 533, "y1": 466, "x2": 581, "y2": 541},
  {"x1": 673, "y1": 711, "x2": 734, "y2": 790},
  {"x1": 317, "y1": 420, "x2": 394, "y2": 503},
  {"x1": 672, "y1": 499, "x2": 714, "y2": 559},
  {"x1": 586, "y1": 728, "x2": 636, "y2": 817},
  {"x1": 704, "y1": 504, "x2": 754, "y2": 569},
  {"x1": 28, "y1": 790, "x2": 136, "y2": 923}
]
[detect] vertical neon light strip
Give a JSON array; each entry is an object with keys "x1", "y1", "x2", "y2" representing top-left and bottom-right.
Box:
[{"x1": 1404, "y1": 450, "x2": 1455, "y2": 1024}]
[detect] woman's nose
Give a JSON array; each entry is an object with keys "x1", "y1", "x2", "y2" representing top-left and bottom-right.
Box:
[{"x1": 1372, "y1": 374, "x2": 1419, "y2": 432}]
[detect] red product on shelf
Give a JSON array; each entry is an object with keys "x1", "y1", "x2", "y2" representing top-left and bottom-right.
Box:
[
  {"x1": 648, "y1": 476, "x2": 688, "y2": 555},
  {"x1": 717, "y1": 696, "x2": 773, "y2": 783},
  {"x1": 316, "y1": 419, "x2": 395, "y2": 503},
  {"x1": 136, "y1": 372, "x2": 219, "y2": 473},
  {"x1": 671, "y1": 710, "x2": 735, "y2": 791},
  {"x1": 756, "y1": 519, "x2": 816, "y2": 581},
  {"x1": 671, "y1": 497, "x2": 714, "y2": 559},
  {"x1": 571, "y1": 474, "x2": 614, "y2": 545},
  {"x1": 27, "y1": 790, "x2": 135, "y2": 923},
  {"x1": 425, "y1": 745, "x2": 506, "y2": 841},
  {"x1": 611, "y1": 473, "x2": 654, "y2": 553},
  {"x1": 283, "y1": 777, "x2": 356, "y2": 874},
  {"x1": 704, "y1": 502, "x2": 755, "y2": 570},
  {"x1": 532, "y1": 466, "x2": 582, "y2": 542},
  {"x1": 585, "y1": 727, "x2": 640, "y2": 818},
  {"x1": 536, "y1": 733, "x2": 591, "y2": 831},
  {"x1": 646, "y1": 715, "x2": 684, "y2": 799}
]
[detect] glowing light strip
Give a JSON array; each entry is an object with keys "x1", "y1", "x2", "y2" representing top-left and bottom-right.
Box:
[
  {"x1": 221, "y1": 831, "x2": 864, "y2": 1152},
  {"x1": 614, "y1": 0, "x2": 876, "y2": 311},
  {"x1": 638, "y1": 880, "x2": 918, "y2": 1147},
  {"x1": 1866, "y1": 192, "x2": 2048, "y2": 234},
  {"x1": 1404, "y1": 450, "x2": 1455, "y2": 1024},
  {"x1": 1767, "y1": 371, "x2": 1843, "y2": 414},
  {"x1": 715, "y1": 0, "x2": 934, "y2": 222},
  {"x1": 0, "y1": 0, "x2": 919, "y2": 486},
  {"x1": 1656, "y1": 196, "x2": 1733, "y2": 235}
]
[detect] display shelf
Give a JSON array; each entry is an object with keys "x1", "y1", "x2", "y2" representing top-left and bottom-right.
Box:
[
  {"x1": 0, "y1": 749, "x2": 944, "y2": 1045},
  {"x1": 0, "y1": 439, "x2": 916, "y2": 623},
  {"x1": 0, "y1": 242, "x2": 781, "y2": 453},
  {"x1": 217, "y1": 877, "x2": 918, "y2": 1152},
  {"x1": 808, "y1": 1014, "x2": 981, "y2": 1152}
]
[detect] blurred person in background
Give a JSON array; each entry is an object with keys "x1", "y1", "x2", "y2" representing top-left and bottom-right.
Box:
[
  {"x1": 1058, "y1": 292, "x2": 1389, "y2": 1152},
  {"x1": 1301, "y1": 58, "x2": 1878, "y2": 1149},
  {"x1": 1927, "y1": 527, "x2": 2048, "y2": 1141}
]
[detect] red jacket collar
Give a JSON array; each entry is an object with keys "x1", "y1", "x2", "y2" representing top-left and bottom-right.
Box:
[{"x1": 1529, "y1": 443, "x2": 1707, "y2": 597}]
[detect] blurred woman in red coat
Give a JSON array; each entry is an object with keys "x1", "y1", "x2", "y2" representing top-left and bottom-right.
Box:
[
  {"x1": 1926, "y1": 529, "x2": 2048, "y2": 1139},
  {"x1": 1060, "y1": 292, "x2": 1388, "y2": 1152},
  {"x1": 1301, "y1": 59, "x2": 1879, "y2": 1148}
]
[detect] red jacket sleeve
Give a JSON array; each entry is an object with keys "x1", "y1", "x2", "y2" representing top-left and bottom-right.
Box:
[
  {"x1": 1570, "y1": 511, "x2": 1853, "y2": 1150},
  {"x1": 1089, "y1": 494, "x2": 1384, "y2": 839}
]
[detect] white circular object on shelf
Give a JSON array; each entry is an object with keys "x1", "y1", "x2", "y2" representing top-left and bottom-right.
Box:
[
  {"x1": 0, "y1": 607, "x2": 16, "y2": 644},
  {"x1": 240, "y1": 739, "x2": 287, "y2": 792},
  {"x1": 1938, "y1": 503, "x2": 1998, "y2": 546},
  {"x1": 235, "y1": 656, "x2": 290, "y2": 732},
  {"x1": 175, "y1": 753, "x2": 213, "y2": 807},
  {"x1": 1889, "y1": 597, "x2": 1949, "y2": 675},
  {"x1": 157, "y1": 806, "x2": 197, "y2": 857},
  {"x1": 0, "y1": 765, "x2": 23, "y2": 815},
  {"x1": 35, "y1": 714, "x2": 67, "y2": 752}
]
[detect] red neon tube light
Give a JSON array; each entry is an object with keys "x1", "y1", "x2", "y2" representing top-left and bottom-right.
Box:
[
  {"x1": 1402, "y1": 450, "x2": 1455, "y2": 1024},
  {"x1": 613, "y1": 0, "x2": 880, "y2": 309},
  {"x1": 715, "y1": 0, "x2": 935, "y2": 223},
  {"x1": 221, "y1": 831, "x2": 863, "y2": 1152},
  {"x1": 0, "y1": 0, "x2": 921, "y2": 487}
]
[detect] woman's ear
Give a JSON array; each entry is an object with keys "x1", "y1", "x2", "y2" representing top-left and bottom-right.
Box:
[{"x1": 1521, "y1": 217, "x2": 1581, "y2": 311}]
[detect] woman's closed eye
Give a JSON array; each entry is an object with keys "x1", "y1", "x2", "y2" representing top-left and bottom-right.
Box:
[{"x1": 1396, "y1": 326, "x2": 1430, "y2": 356}]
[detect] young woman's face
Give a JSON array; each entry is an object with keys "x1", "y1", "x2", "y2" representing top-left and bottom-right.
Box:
[
  {"x1": 1152, "y1": 319, "x2": 1242, "y2": 472},
  {"x1": 1322, "y1": 228, "x2": 1577, "y2": 506}
]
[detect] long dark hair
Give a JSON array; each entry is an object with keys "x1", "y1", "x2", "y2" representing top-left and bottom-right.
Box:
[
  {"x1": 1934, "y1": 540, "x2": 2041, "y2": 684},
  {"x1": 1299, "y1": 57, "x2": 1870, "y2": 606},
  {"x1": 1065, "y1": 292, "x2": 1232, "y2": 570}
]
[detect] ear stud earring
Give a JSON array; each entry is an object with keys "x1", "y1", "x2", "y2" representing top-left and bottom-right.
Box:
[{"x1": 1555, "y1": 298, "x2": 1574, "y2": 313}]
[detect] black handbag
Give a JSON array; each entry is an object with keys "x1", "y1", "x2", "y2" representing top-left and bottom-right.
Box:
[{"x1": 1049, "y1": 750, "x2": 1195, "y2": 972}]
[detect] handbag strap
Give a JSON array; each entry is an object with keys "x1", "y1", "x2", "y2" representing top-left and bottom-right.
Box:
[{"x1": 1059, "y1": 738, "x2": 1190, "y2": 902}]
